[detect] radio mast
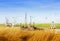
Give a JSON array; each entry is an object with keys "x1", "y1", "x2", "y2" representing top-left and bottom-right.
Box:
[{"x1": 25, "y1": 12, "x2": 27, "y2": 26}]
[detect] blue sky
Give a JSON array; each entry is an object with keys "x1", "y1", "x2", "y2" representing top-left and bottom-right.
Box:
[{"x1": 0, "y1": 0, "x2": 60, "y2": 24}]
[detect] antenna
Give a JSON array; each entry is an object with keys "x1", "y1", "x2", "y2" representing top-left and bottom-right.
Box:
[
  {"x1": 25, "y1": 12, "x2": 27, "y2": 26},
  {"x1": 12, "y1": 17, "x2": 17, "y2": 26},
  {"x1": 5, "y1": 17, "x2": 9, "y2": 25},
  {"x1": 45, "y1": 17, "x2": 48, "y2": 20},
  {"x1": 51, "y1": 13, "x2": 56, "y2": 29},
  {"x1": 5, "y1": 17, "x2": 12, "y2": 27},
  {"x1": 30, "y1": 16, "x2": 32, "y2": 25},
  {"x1": 51, "y1": 21, "x2": 55, "y2": 29}
]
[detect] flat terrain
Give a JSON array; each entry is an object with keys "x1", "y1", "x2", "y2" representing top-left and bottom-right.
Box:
[
  {"x1": 0, "y1": 25, "x2": 60, "y2": 41},
  {"x1": 0, "y1": 24, "x2": 60, "y2": 41}
]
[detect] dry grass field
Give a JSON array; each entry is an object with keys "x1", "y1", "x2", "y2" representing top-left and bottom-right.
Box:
[{"x1": 0, "y1": 26, "x2": 60, "y2": 41}]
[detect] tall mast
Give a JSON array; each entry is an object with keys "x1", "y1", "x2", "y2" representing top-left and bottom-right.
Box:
[
  {"x1": 51, "y1": 21, "x2": 55, "y2": 29},
  {"x1": 25, "y1": 12, "x2": 27, "y2": 26},
  {"x1": 30, "y1": 16, "x2": 32, "y2": 25},
  {"x1": 5, "y1": 17, "x2": 9, "y2": 25}
]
